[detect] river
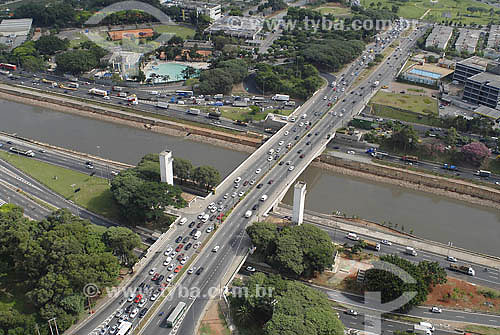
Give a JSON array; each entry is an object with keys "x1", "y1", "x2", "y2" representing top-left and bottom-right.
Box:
[{"x1": 1, "y1": 99, "x2": 499, "y2": 255}]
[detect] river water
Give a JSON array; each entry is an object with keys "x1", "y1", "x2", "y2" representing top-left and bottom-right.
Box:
[{"x1": 1, "y1": 99, "x2": 499, "y2": 255}]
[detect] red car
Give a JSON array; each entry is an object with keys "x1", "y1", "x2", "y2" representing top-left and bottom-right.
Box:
[
  {"x1": 174, "y1": 265, "x2": 183, "y2": 273},
  {"x1": 175, "y1": 244, "x2": 184, "y2": 252},
  {"x1": 176, "y1": 253, "x2": 185, "y2": 261},
  {"x1": 243, "y1": 180, "x2": 249, "y2": 186},
  {"x1": 151, "y1": 273, "x2": 159, "y2": 281},
  {"x1": 134, "y1": 294, "x2": 142, "y2": 303},
  {"x1": 300, "y1": 154, "x2": 305, "y2": 158},
  {"x1": 268, "y1": 179, "x2": 274, "y2": 185},
  {"x1": 216, "y1": 213, "x2": 224, "y2": 221}
]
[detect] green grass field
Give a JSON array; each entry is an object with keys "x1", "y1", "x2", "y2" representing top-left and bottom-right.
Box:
[
  {"x1": 361, "y1": 0, "x2": 500, "y2": 24},
  {"x1": 371, "y1": 91, "x2": 438, "y2": 115},
  {"x1": 154, "y1": 24, "x2": 196, "y2": 39},
  {"x1": 0, "y1": 151, "x2": 121, "y2": 221},
  {"x1": 316, "y1": 6, "x2": 351, "y2": 16}
]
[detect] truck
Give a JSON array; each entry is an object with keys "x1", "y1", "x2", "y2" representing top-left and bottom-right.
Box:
[
  {"x1": 272, "y1": 94, "x2": 290, "y2": 102},
  {"x1": 117, "y1": 92, "x2": 127, "y2": 98},
  {"x1": 244, "y1": 210, "x2": 252, "y2": 218},
  {"x1": 413, "y1": 324, "x2": 432, "y2": 335},
  {"x1": 157, "y1": 101, "x2": 169, "y2": 109},
  {"x1": 9, "y1": 147, "x2": 35, "y2": 157},
  {"x1": 112, "y1": 86, "x2": 124, "y2": 92},
  {"x1": 372, "y1": 80, "x2": 380, "y2": 87},
  {"x1": 405, "y1": 246, "x2": 417, "y2": 256},
  {"x1": 67, "y1": 82, "x2": 79, "y2": 89},
  {"x1": 401, "y1": 155, "x2": 418, "y2": 163},
  {"x1": 233, "y1": 100, "x2": 248, "y2": 107},
  {"x1": 58, "y1": 83, "x2": 77, "y2": 91},
  {"x1": 442, "y1": 163, "x2": 457, "y2": 171},
  {"x1": 187, "y1": 108, "x2": 200, "y2": 115},
  {"x1": 362, "y1": 240, "x2": 380, "y2": 251},
  {"x1": 208, "y1": 111, "x2": 221, "y2": 119},
  {"x1": 89, "y1": 88, "x2": 108, "y2": 97},
  {"x1": 449, "y1": 264, "x2": 475, "y2": 276},
  {"x1": 476, "y1": 170, "x2": 491, "y2": 177},
  {"x1": 419, "y1": 322, "x2": 435, "y2": 332}
]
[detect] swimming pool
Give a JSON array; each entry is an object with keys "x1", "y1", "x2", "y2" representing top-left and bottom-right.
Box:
[
  {"x1": 408, "y1": 68, "x2": 441, "y2": 79},
  {"x1": 146, "y1": 63, "x2": 188, "y2": 82}
]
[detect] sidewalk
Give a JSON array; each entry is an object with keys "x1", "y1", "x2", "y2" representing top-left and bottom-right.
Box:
[{"x1": 275, "y1": 204, "x2": 500, "y2": 268}]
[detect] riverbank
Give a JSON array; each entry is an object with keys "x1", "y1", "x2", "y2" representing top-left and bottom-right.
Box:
[
  {"x1": 313, "y1": 154, "x2": 500, "y2": 210},
  {"x1": 0, "y1": 85, "x2": 258, "y2": 154}
]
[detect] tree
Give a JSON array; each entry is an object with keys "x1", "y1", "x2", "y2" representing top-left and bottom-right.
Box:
[
  {"x1": 191, "y1": 166, "x2": 220, "y2": 191},
  {"x1": 103, "y1": 226, "x2": 142, "y2": 266},
  {"x1": 446, "y1": 127, "x2": 458, "y2": 146},
  {"x1": 460, "y1": 141, "x2": 490, "y2": 166},
  {"x1": 56, "y1": 50, "x2": 99, "y2": 75},
  {"x1": 198, "y1": 68, "x2": 235, "y2": 94},
  {"x1": 246, "y1": 221, "x2": 278, "y2": 257},
  {"x1": 173, "y1": 157, "x2": 193, "y2": 183},
  {"x1": 35, "y1": 35, "x2": 69, "y2": 55},
  {"x1": 384, "y1": 125, "x2": 419, "y2": 151},
  {"x1": 181, "y1": 66, "x2": 197, "y2": 80},
  {"x1": 136, "y1": 70, "x2": 146, "y2": 83}
]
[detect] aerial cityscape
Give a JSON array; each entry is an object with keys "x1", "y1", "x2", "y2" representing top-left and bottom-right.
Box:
[{"x1": 0, "y1": 0, "x2": 499, "y2": 334}]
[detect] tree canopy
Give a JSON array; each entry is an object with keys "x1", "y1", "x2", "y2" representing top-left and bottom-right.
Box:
[
  {"x1": 246, "y1": 222, "x2": 335, "y2": 277},
  {"x1": 231, "y1": 273, "x2": 344, "y2": 335},
  {"x1": 198, "y1": 59, "x2": 248, "y2": 95},
  {"x1": 35, "y1": 35, "x2": 70, "y2": 55},
  {"x1": 0, "y1": 206, "x2": 139, "y2": 333},
  {"x1": 55, "y1": 41, "x2": 107, "y2": 75}
]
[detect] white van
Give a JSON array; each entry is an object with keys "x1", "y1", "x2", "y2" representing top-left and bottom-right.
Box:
[
  {"x1": 150, "y1": 91, "x2": 159, "y2": 95},
  {"x1": 193, "y1": 231, "x2": 202, "y2": 240},
  {"x1": 261, "y1": 195, "x2": 268, "y2": 201},
  {"x1": 179, "y1": 217, "x2": 187, "y2": 225},
  {"x1": 301, "y1": 114, "x2": 307, "y2": 119},
  {"x1": 419, "y1": 322, "x2": 435, "y2": 332},
  {"x1": 245, "y1": 210, "x2": 252, "y2": 218}
]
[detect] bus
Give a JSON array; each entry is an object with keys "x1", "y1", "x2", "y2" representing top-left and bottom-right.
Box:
[
  {"x1": 176, "y1": 90, "x2": 193, "y2": 97},
  {"x1": 0, "y1": 63, "x2": 16, "y2": 71},
  {"x1": 9, "y1": 147, "x2": 35, "y2": 157},
  {"x1": 166, "y1": 302, "x2": 186, "y2": 328},
  {"x1": 116, "y1": 321, "x2": 133, "y2": 335}
]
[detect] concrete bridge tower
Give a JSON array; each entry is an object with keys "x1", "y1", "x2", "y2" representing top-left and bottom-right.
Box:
[
  {"x1": 292, "y1": 181, "x2": 306, "y2": 225},
  {"x1": 159, "y1": 150, "x2": 174, "y2": 185}
]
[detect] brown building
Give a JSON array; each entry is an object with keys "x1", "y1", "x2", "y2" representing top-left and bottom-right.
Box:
[{"x1": 108, "y1": 28, "x2": 154, "y2": 41}]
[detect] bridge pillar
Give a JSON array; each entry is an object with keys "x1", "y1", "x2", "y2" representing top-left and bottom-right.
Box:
[
  {"x1": 292, "y1": 181, "x2": 306, "y2": 225},
  {"x1": 159, "y1": 150, "x2": 174, "y2": 185}
]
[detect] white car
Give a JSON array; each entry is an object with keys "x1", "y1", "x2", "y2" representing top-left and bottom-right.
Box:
[
  {"x1": 278, "y1": 140, "x2": 284, "y2": 146},
  {"x1": 193, "y1": 241, "x2": 202, "y2": 249},
  {"x1": 180, "y1": 257, "x2": 188, "y2": 265},
  {"x1": 118, "y1": 314, "x2": 128, "y2": 323},
  {"x1": 206, "y1": 226, "x2": 214, "y2": 233},
  {"x1": 212, "y1": 245, "x2": 220, "y2": 252},
  {"x1": 447, "y1": 256, "x2": 457, "y2": 262},
  {"x1": 347, "y1": 150, "x2": 355, "y2": 155},
  {"x1": 164, "y1": 247, "x2": 173, "y2": 255},
  {"x1": 238, "y1": 191, "x2": 245, "y2": 197},
  {"x1": 250, "y1": 179, "x2": 256, "y2": 185},
  {"x1": 299, "y1": 122, "x2": 304, "y2": 127},
  {"x1": 210, "y1": 207, "x2": 217, "y2": 213},
  {"x1": 267, "y1": 156, "x2": 273, "y2": 161},
  {"x1": 167, "y1": 263, "x2": 175, "y2": 271},
  {"x1": 223, "y1": 193, "x2": 229, "y2": 199},
  {"x1": 234, "y1": 177, "x2": 241, "y2": 183},
  {"x1": 127, "y1": 293, "x2": 135, "y2": 302},
  {"x1": 346, "y1": 309, "x2": 358, "y2": 316},
  {"x1": 109, "y1": 325, "x2": 118, "y2": 335},
  {"x1": 150, "y1": 292, "x2": 160, "y2": 301},
  {"x1": 288, "y1": 166, "x2": 294, "y2": 171},
  {"x1": 188, "y1": 267, "x2": 196, "y2": 274},
  {"x1": 166, "y1": 274, "x2": 175, "y2": 282},
  {"x1": 197, "y1": 212, "x2": 205, "y2": 220},
  {"x1": 129, "y1": 308, "x2": 139, "y2": 319},
  {"x1": 431, "y1": 306, "x2": 442, "y2": 313},
  {"x1": 323, "y1": 96, "x2": 327, "y2": 100},
  {"x1": 163, "y1": 257, "x2": 172, "y2": 266},
  {"x1": 231, "y1": 192, "x2": 237, "y2": 198},
  {"x1": 346, "y1": 232, "x2": 359, "y2": 241},
  {"x1": 276, "y1": 148, "x2": 281, "y2": 153},
  {"x1": 255, "y1": 168, "x2": 262, "y2": 174},
  {"x1": 246, "y1": 266, "x2": 256, "y2": 272},
  {"x1": 284, "y1": 131, "x2": 289, "y2": 136},
  {"x1": 115, "y1": 309, "x2": 124, "y2": 318},
  {"x1": 380, "y1": 240, "x2": 392, "y2": 246},
  {"x1": 208, "y1": 202, "x2": 215, "y2": 208},
  {"x1": 138, "y1": 298, "x2": 146, "y2": 308}
]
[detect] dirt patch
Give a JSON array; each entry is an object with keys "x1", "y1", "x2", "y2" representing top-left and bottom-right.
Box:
[
  {"x1": 424, "y1": 277, "x2": 500, "y2": 314},
  {"x1": 387, "y1": 81, "x2": 438, "y2": 98},
  {"x1": 198, "y1": 300, "x2": 230, "y2": 335}
]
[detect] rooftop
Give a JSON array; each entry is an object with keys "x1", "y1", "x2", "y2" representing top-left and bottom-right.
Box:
[
  {"x1": 0, "y1": 18, "x2": 32, "y2": 36},
  {"x1": 457, "y1": 56, "x2": 495, "y2": 71},
  {"x1": 468, "y1": 71, "x2": 500, "y2": 88},
  {"x1": 474, "y1": 105, "x2": 500, "y2": 120},
  {"x1": 205, "y1": 16, "x2": 263, "y2": 38}
]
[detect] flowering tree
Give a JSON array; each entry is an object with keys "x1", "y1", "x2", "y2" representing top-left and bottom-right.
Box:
[{"x1": 460, "y1": 142, "x2": 490, "y2": 166}]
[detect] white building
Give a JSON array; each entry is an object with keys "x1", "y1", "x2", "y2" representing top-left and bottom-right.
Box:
[
  {"x1": 0, "y1": 18, "x2": 32, "y2": 49},
  {"x1": 108, "y1": 51, "x2": 141, "y2": 79},
  {"x1": 205, "y1": 16, "x2": 263, "y2": 40},
  {"x1": 159, "y1": 150, "x2": 174, "y2": 185},
  {"x1": 455, "y1": 28, "x2": 480, "y2": 54},
  {"x1": 425, "y1": 25, "x2": 453, "y2": 50},
  {"x1": 292, "y1": 181, "x2": 306, "y2": 225},
  {"x1": 164, "y1": 1, "x2": 221, "y2": 21}
]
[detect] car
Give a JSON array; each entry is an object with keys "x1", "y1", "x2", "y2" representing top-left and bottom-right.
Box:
[
  {"x1": 206, "y1": 226, "x2": 214, "y2": 233},
  {"x1": 190, "y1": 228, "x2": 198, "y2": 236},
  {"x1": 431, "y1": 306, "x2": 442, "y2": 313},
  {"x1": 138, "y1": 298, "x2": 147, "y2": 308},
  {"x1": 255, "y1": 168, "x2": 262, "y2": 174},
  {"x1": 234, "y1": 177, "x2": 241, "y2": 183},
  {"x1": 278, "y1": 140, "x2": 284, "y2": 146},
  {"x1": 323, "y1": 96, "x2": 327, "y2": 100},
  {"x1": 345, "y1": 309, "x2": 358, "y2": 316},
  {"x1": 279, "y1": 161, "x2": 284, "y2": 166},
  {"x1": 238, "y1": 191, "x2": 245, "y2": 197},
  {"x1": 134, "y1": 294, "x2": 142, "y2": 303},
  {"x1": 307, "y1": 134, "x2": 312, "y2": 137},
  {"x1": 150, "y1": 292, "x2": 160, "y2": 301},
  {"x1": 180, "y1": 257, "x2": 188, "y2": 265},
  {"x1": 380, "y1": 240, "x2": 392, "y2": 246},
  {"x1": 164, "y1": 246, "x2": 173, "y2": 255},
  {"x1": 175, "y1": 244, "x2": 184, "y2": 252},
  {"x1": 169, "y1": 251, "x2": 177, "y2": 258},
  {"x1": 294, "y1": 135, "x2": 299, "y2": 140},
  {"x1": 250, "y1": 179, "x2": 256, "y2": 185},
  {"x1": 188, "y1": 221, "x2": 196, "y2": 228},
  {"x1": 299, "y1": 122, "x2": 304, "y2": 127},
  {"x1": 243, "y1": 180, "x2": 249, "y2": 186},
  {"x1": 197, "y1": 212, "x2": 205, "y2": 220},
  {"x1": 447, "y1": 256, "x2": 457, "y2": 262},
  {"x1": 223, "y1": 193, "x2": 229, "y2": 199},
  {"x1": 346, "y1": 232, "x2": 359, "y2": 241},
  {"x1": 109, "y1": 325, "x2": 119, "y2": 334},
  {"x1": 115, "y1": 308, "x2": 124, "y2": 318},
  {"x1": 231, "y1": 192, "x2": 237, "y2": 198},
  {"x1": 297, "y1": 149, "x2": 303, "y2": 154},
  {"x1": 139, "y1": 308, "x2": 148, "y2": 318},
  {"x1": 151, "y1": 273, "x2": 159, "y2": 281},
  {"x1": 197, "y1": 221, "x2": 204, "y2": 228},
  {"x1": 284, "y1": 131, "x2": 289, "y2": 136},
  {"x1": 246, "y1": 266, "x2": 256, "y2": 272},
  {"x1": 194, "y1": 241, "x2": 202, "y2": 249},
  {"x1": 347, "y1": 150, "x2": 355, "y2": 155},
  {"x1": 196, "y1": 267, "x2": 205, "y2": 275},
  {"x1": 257, "y1": 183, "x2": 264, "y2": 189},
  {"x1": 167, "y1": 263, "x2": 175, "y2": 271},
  {"x1": 184, "y1": 243, "x2": 192, "y2": 251},
  {"x1": 267, "y1": 156, "x2": 273, "y2": 161},
  {"x1": 175, "y1": 235, "x2": 183, "y2": 243},
  {"x1": 288, "y1": 166, "x2": 294, "y2": 171},
  {"x1": 306, "y1": 141, "x2": 311, "y2": 145},
  {"x1": 299, "y1": 154, "x2": 305, "y2": 159},
  {"x1": 163, "y1": 257, "x2": 172, "y2": 266},
  {"x1": 252, "y1": 204, "x2": 259, "y2": 210},
  {"x1": 100, "y1": 326, "x2": 110, "y2": 335},
  {"x1": 176, "y1": 253, "x2": 185, "y2": 261},
  {"x1": 210, "y1": 207, "x2": 217, "y2": 213},
  {"x1": 149, "y1": 268, "x2": 156, "y2": 275},
  {"x1": 188, "y1": 267, "x2": 196, "y2": 274},
  {"x1": 174, "y1": 265, "x2": 183, "y2": 273},
  {"x1": 268, "y1": 179, "x2": 274, "y2": 184},
  {"x1": 183, "y1": 236, "x2": 190, "y2": 243},
  {"x1": 156, "y1": 274, "x2": 164, "y2": 283},
  {"x1": 208, "y1": 202, "x2": 216, "y2": 209},
  {"x1": 166, "y1": 274, "x2": 175, "y2": 282},
  {"x1": 118, "y1": 314, "x2": 129, "y2": 323},
  {"x1": 212, "y1": 245, "x2": 220, "y2": 252}
]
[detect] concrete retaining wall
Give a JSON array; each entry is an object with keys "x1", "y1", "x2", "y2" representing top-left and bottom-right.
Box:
[{"x1": 317, "y1": 154, "x2": 500, "y2": 204}]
